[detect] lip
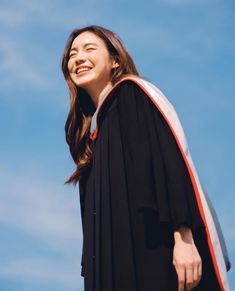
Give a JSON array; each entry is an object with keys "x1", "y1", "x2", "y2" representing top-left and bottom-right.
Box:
[
  {"x1": 75, "y1": 70, "x2": 92, "y2": 77},
  {"x1": 74, "y1": 65, "x2": 93, "y2": 74}
]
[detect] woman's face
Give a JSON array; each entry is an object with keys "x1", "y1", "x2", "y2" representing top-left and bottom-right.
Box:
[{"x1": 67, "y1": 31, "x2": 118, "y2": 96}]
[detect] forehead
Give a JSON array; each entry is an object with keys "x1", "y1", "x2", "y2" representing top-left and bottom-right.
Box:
[{"x1": 70, "y1": 31, "x2": 105, "y2": 49}]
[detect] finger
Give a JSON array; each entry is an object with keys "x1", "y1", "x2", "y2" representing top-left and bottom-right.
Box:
[
  {"x1": 177, "y1": 266, "x2": 186, "y2": 291},
  {"x1": 191, "y1": 265, "x2": 199, "y2": 289},
  {"x1": 198, "y1": 261, "x2": 202, "y2": 278},
  {"x1": 194, "y1": 261, "x2": 203, "y2": 288},
  {"x1": 185, "y1": 266, "x2": 194, "y2": 291}
]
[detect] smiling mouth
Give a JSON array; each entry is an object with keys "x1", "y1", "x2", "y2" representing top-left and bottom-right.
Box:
[{"x1": 75, "y1": 67, "x2": 92, "y2": 75}]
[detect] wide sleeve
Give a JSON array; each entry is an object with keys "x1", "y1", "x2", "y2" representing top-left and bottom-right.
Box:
[{"x1": 116, "y1": 80, "x2": 205, "y2": 231}]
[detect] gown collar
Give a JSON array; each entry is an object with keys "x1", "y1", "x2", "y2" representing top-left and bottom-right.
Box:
[
  {"x1": 90, "y1": 85, "x2": 114, "y2": 137},
  {"x1": 89, "y1": 75, "x2": 140, "y2": 141}
]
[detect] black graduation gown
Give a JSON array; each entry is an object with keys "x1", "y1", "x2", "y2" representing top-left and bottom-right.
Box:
[{"x1": 78, "y1": 80, "x2": 221, "y2": 291}]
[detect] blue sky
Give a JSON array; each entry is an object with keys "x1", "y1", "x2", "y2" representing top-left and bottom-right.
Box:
[{"x1": 0, "y1": 0, "x2": 234, "y2": 290}]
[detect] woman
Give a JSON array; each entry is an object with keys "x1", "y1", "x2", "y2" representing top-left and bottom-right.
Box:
[{"x1": 61, "y1": 25, "x2": 229, "y2": 291}]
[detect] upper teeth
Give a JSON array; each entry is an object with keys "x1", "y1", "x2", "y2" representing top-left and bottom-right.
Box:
[{"x1": 76, "y1": 67, "x2": 91, "y2": 74}]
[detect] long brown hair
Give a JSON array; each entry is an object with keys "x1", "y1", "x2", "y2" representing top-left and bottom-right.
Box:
[{"x1": 61, "y1": 25, "x2": 139, "y2": 185}]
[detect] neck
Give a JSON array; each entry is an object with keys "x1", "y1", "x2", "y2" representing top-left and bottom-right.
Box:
[{"x1": 87, "y1": 81, "x2": 113, "y2": 109}]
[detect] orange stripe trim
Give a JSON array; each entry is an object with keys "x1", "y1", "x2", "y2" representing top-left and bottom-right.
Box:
[{"x1": 89, "y1": 128, "x2": 98, "y2": 141}]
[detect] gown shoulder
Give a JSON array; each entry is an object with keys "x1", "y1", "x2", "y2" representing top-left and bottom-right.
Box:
[{"x1": 111, "y1": 79, "x2": 205, "y2": 231}]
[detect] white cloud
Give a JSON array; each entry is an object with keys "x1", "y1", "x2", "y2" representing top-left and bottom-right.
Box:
[
  {"x1": 0, "y1": 9, "x2": 25, "y2": 27},
  {"x1": 0, "y1": 161, "x2": 84, "y2": 289},
  {"x1": 0, "y1": 170, "x2": 82, "y2": 252},
  {"x1": 0, "y1": 0, "x2": 101, "y2": 30},
  {"x1": 0, "y1": 39, "x2": 51, "y2": 89},
  {"x1": 0, "y1": 1, "x2": 101, "y2": 91},
  {"x1": 161, "y1": 0, "x2": 209, "y2": 5},
  {"x1": 0, "y1": 0, "x2": 49, "y2": 27},
  {"x1": 218, "y1": 210, "x2": 235, "y2": 253},
  {"x1": 116, "y1": 4, "x2": 235, "y2": 66},
  {"x1": 0, "y1": 257, "x2": 83, "y2": 288}
]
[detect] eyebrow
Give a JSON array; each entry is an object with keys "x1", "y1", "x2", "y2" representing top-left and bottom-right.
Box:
[{"x1": 69, "y1": 42, "x2": 98, "y2": 53}]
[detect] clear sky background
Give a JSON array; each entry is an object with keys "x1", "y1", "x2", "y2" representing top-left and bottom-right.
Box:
[{"x1": 0, "y1": 0, "x2": 234, "y2": 290}]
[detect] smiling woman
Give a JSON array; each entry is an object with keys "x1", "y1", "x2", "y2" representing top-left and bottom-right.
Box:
[
  {"x1": 61, "y1": 25, "x2": 230, "y2": 291},
  {"x1": 67, "y1": 32, "x2": 119, "y2": 107}
]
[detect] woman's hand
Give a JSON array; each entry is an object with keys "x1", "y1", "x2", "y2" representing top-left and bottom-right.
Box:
[{"x1": 173, "y1": 226, "x2": 202, "y2": 291}]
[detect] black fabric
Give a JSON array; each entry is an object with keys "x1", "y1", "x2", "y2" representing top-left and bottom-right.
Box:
[{"x1": 78, "y1": 80, "x2": 221, "y2": 290}]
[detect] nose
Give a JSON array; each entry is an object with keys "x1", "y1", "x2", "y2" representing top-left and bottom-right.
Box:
[{"x1": 74, "y1": 50, "x2": 86, "y2": 64}]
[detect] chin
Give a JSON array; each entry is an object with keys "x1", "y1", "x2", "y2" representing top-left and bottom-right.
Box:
[{"x1": 75, "y1": 72, "x2": 95, "y2": 85}]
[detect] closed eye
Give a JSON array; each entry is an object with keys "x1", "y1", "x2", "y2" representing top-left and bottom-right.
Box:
[
  {"x1": 69, "y1": 50, "x2": 77, "y2": 58},
  {"x1": 86, "y1": 47, "x2": 96, "y2": 51}
]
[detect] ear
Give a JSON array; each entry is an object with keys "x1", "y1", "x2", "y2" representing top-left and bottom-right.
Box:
[{"x1": 112, "y1": 58, "x2": 119, "y2": 69}]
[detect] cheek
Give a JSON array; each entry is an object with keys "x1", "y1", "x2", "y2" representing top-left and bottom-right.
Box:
[
  {"x1": 97, "y1": 56, "x2": 113, "y2": 72},
  {"x1": 67, "y1": 59, "x2": 73, "y2": 72}
]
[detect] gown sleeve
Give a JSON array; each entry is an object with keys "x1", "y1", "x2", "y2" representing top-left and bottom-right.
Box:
[{"x1": 115, "y1": 80, "x2": 205, "y2": 231}]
